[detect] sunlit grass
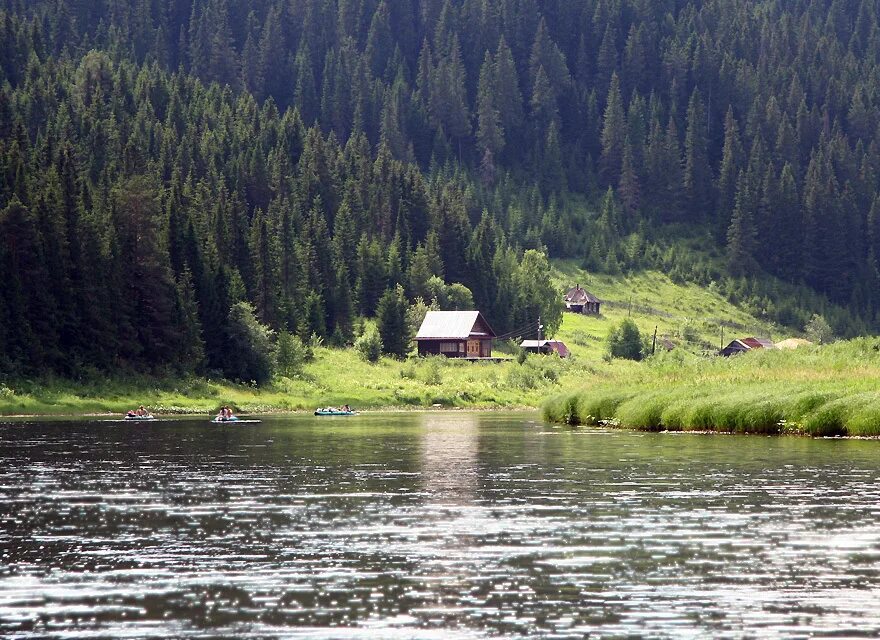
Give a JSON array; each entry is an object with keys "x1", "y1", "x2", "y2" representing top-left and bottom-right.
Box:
[
  {"x1": 544, "y1": 339, "x2": 880, "y2": 436},
  {"x1": 1, "y1": 267, "x2": 852, "y2": 428}
]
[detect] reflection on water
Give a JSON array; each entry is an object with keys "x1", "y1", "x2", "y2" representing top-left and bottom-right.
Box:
[{"x1": 2, "y1": 413, "x2": 880, "y2": 638}]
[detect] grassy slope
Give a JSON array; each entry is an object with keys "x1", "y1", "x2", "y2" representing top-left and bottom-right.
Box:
[
  {"x1": 543, "y1": 339, "x2": 880, "y2": 437},
  {"x1": 0, "y1": 266, "x2": 811, "y2": 418},
  {"x1": 551, "y1": 260, "x2": 778, "y2": 359}
]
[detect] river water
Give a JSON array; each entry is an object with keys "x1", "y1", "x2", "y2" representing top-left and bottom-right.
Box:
[{"x1": 2, "y1": 412, "x2": 880, "y2": 638}]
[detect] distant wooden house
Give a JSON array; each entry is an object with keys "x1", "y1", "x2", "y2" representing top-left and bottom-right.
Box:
[
  {"x1": 520, "y1": 339, "x2": 570, "y2": 358},
  {"x1": 720, "y1": 337, "x2": 776, "y2": 357},
  {"x1": 415, "y1": 311, "x2": 496, "y2": 358},
  {"x1": 564, "y1": 284, "x2": 601, "y2": 315}
]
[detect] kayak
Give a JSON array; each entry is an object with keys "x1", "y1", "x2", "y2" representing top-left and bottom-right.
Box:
[
  {"x1": 211, "y1": 417, "x2": 262, "y2": 424},
  {"x1": 314, "y1": 409, "x2": 358, "y2": 416},
  {"x1": 124, "y1": 415, "x2": 156, "y2": 421}
]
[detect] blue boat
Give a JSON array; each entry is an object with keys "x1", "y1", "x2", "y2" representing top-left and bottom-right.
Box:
[
  {"x1": 211, "y1": 416, "x2": 261, "y2": 424},
  {"x1": 314, "y1": 408, "x2": 358, "y2": 416}
]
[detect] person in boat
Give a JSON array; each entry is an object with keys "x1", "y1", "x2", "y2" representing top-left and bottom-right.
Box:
[
  {"x1": 126, "y1": 409, "x2": 137, "y2": 418},
  {"x1": 342, "y1": 405, "x2": 351, "y2": 412},
  {"x1": 137, "y1": 405, "x2": 147, "y2": 416}
]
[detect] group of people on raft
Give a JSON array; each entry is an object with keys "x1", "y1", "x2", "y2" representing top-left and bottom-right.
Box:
[
  {"x1": 319, "y1": 404, "x2": 352, "y2": 413},
  {"x1": 215, "y1": 406, "x2": 237, "y2": 421},
  {"x1": 126, "y1": 406, "x2": 152, "y2": 418}
]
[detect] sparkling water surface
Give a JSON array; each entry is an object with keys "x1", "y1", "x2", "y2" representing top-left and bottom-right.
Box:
[{"x1": 2, "y1": 412, "x2": 880, "y2": 638}]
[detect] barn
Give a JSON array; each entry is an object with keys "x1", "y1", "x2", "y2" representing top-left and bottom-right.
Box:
[
  {"x1": 415, "y1": 311, "x2": 496, "y2": 358},
  {"x1": 720, "y1": 337, "x2": 776, "y2": 357},
  {"x1": 520, "y1": 339, "x2": 570, "y2": 358},
  {"x1": 564, "y1": 284, "x2": 601, "y2": 315}
]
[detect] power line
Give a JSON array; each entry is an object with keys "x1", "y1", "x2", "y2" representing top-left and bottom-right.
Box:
[{"x1": 493, "y1": 320, "x2": 542, "y2": 342}]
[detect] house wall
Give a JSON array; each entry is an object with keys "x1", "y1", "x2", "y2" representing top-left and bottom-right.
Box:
[
  {"x1": 417, "y1": 339, "x2": 492, "y2": 358},
  {"x1": 418, "y1": 340, "x2": 465, "y2": 357}
]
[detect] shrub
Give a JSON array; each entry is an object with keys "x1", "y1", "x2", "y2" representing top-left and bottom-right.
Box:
[
  {"x1": 805, "y1": 314, "x2": 834, "y2": 345},
  {"x1": 225, "y1": 302, "x2": 275, "y2": 385},
  {"x1": 275, "y1": 331, "x2": 307, "y2": 378},
  {"x1": 607, "y1": 318, "x2": 644, "y2": 360},
  {"x1": 422, "y1": 358, "x2": 443, "y2": 386},
  {"x1": 355, "y1": 325, "x2": 383, "y2": 363}
]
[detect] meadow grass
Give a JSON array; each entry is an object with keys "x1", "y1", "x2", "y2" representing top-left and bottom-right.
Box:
[
  {"x1": 3, "y1": 267, "x2": 866, "y2": 433},
  {"x1": 544, "y1": 338, "x2": 880, "y2": 437}
]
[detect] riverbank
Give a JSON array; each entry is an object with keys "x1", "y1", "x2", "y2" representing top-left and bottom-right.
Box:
[
  {"x1": 543, "y1": 338, "x2": 880, "y2": 437},
  {"x1": 0, "y1": 346, "x2": 575, "y2": 416}
]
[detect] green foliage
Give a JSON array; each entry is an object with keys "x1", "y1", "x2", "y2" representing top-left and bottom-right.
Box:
[
  {"x1": 3, "y1": 0, "x2": 880, "y2": 383},
  {"x1": 805, "y1": 314, "x2": 834, "y2": 345},
  {"x1": 607, "y1": 319, "x2": 644, "y2": 361},
  {"x1": 422, "y1": 358, "x2": 443, "y2": 386},
  {"x1": 225, "y1": 302, "x2": 275, "y2": 385},
  {"x1": 376, "y1": 284, "x2": 410, "y2": 358},
  {"x1": 545, "y1": 337, "x2": 880, "y2": 437},
  {"x1": 275, "y1": 331, "x2": 307, "y2": 378},
  {"x1": 354, "y1": 325, "x2": 383, "y2": 363}
]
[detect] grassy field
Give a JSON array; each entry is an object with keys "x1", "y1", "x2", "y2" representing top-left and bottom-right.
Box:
[
  {"x1": 0, "y1": 267, "x2": 828, "y2": 421},
  {"x1": 543, "y1": 339, "x2": 880, "y2": 437}
]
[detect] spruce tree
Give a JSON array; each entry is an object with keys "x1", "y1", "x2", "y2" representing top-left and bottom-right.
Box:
[{"x1": 376, "y1": 284, "x2": 410, "y2": 358}]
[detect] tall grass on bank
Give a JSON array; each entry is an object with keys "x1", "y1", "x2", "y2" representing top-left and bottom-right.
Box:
[{"x1": 544, "y1": 339, "x2": 880, "y2": 437}]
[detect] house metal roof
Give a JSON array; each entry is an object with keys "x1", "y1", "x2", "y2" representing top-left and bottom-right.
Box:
[
  {"x1": 723, "y1": 337, "x2": 776, "y2": 352},
  {"x1": 415, "y1": 311, "x2": 496, "y2": 340},
  {"x1": 520, "y1": 339, "x2": 570, "y2": 357},
  {"x1": 565, "y1": 286, "x2": 601, "y2": 304}
]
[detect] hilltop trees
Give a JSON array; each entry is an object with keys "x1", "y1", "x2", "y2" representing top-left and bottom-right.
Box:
[{"x1": 1, "y1": 0, "x2": 879, "y2": 377}]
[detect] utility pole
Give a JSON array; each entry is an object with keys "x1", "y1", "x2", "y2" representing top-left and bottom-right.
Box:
[
  {"x1": 652, "y1": 326, "x2": 658, "y2": 355},
  {"x1": 720, "y1": 325, "x2": 724, "y2": 350},
  {"x1": 538, "y1": 316, "x2": 543, "y2": 343}
]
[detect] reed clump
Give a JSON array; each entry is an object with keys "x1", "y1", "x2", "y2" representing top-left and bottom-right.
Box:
[{"x1": 545, "y1": 339, "x2": 880, "y2": 437}]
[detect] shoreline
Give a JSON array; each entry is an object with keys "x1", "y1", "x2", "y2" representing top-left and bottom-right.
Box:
[{"x1": 0, "y1": 405, "x2": 541, "y2": 420}]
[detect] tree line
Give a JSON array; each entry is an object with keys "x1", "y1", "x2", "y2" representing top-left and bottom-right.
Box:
[
  {"x1": 2, "y1": 0, "x2": 879, "y2": 376},
  {"x1": 0, "y1": 44, "x2": 558, "y2": 378}
]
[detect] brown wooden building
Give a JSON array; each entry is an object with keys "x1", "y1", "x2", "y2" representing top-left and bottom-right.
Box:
[
  {"x1": 520, "y1": 339, "x2": 570, "y2": 358},
  {"x1": 415, "y1": 311, "x2": 496, "y2": 358},
  {"x1": 720, "y1": 337, "x2": 775, "y2": 357},
  {"x1": 565, "y1": 284, "x2": 601, "y2": 315}
]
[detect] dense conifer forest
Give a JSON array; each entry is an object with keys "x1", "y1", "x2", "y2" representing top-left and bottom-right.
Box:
[{"x1": 1, "y1": 0, "x2": 879, "y2": 379}]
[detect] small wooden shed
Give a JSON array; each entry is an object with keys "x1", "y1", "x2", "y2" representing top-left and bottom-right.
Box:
[
  {"x1": 520, "y1": 339, "x2": 570, "y2": 358},
  {"x1": 564, "y1": 284, "x2": 601, "y2": 315},
  {"x1": 720, "y1": 337, "x2": 776, "y2": 357},
  {"x1": 415, "y1": 310, "x2": 496, "y2": 358}
]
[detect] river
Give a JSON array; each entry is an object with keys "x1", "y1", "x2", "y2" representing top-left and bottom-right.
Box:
[{"x1": 2, "y1": 412, "x2": 880, "y2": 638}]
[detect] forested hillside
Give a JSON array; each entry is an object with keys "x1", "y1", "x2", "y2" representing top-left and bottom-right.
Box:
[{"x1": 1, "y1": 0, "x2": 879, "y2": 378}]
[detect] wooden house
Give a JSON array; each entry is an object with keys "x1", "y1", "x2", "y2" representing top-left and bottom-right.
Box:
[
  {"x1": 720, "y1": 337, "x2": 775, "y2": 357},
  {"x1": 520, "y1": 339, "x2": 570, "y2": 358},
  {"x1": 564, "y1": 284, "x2": 601, "y2": 315},
  {"x1": 415, "y1": 311, "x2": 496, "y2": 358}
]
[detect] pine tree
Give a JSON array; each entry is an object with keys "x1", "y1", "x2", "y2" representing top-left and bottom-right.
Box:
[
  {"x1": 727, "y1": 171, "x2": 758, "y2": 275},
  {"x1": 717, "y1": 106, "x2": 744, "y2": 234},
  {"x1": 683, "y1": 88, "x2": 712, "y2": 221},
  {"x1": 493, "y1": 36, "x2": 524, "y2": 140},
  {"x1": 376, "y1": 284, "x2": 410, "y2": 358},
  {"x1": 476, "y1": 51, "x2": 504, "y2": 159},
  {"x1": 600, "y1": 72, "x2": 625, "y2": 187}
]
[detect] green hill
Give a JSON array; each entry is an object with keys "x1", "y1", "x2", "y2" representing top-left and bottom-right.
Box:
[{"x1": 0, "y1": 266, "x2": 793, "y2": 415}]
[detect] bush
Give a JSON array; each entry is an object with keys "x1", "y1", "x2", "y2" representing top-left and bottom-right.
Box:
[
  {"x1": 224, "y1": 302, "x2": 275, "y2": 385},
  {"x1": 607, "y1": 318, "x2": 644, "y2": 361},
  {"x1": 275, "y1": 331, "x2": 307, "y2": 378},
  {"x1": 355, "y1": 325, "x2": 383, "y2": 363},
  {"x1": 805, "y1": 314, "x2": 834, "y2": 345},
  {"x1": 422, "y1": 358, "x2": 443, "y2": 385}
]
